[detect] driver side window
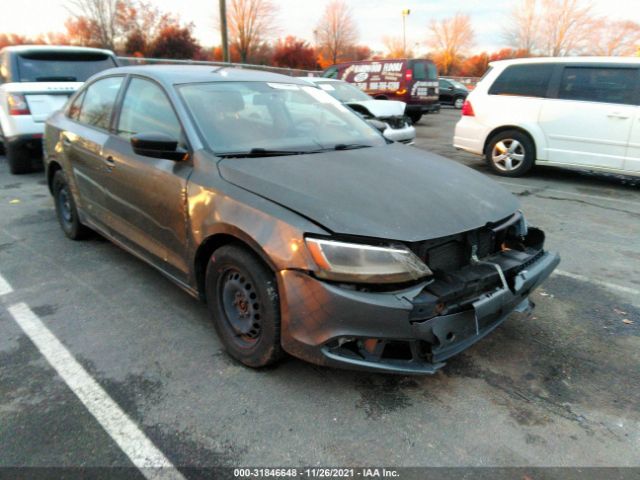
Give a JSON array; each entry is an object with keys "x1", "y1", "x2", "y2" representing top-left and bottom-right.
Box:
[{"x1": 117, "y1": 78, "x2": 182, "y2": 142}]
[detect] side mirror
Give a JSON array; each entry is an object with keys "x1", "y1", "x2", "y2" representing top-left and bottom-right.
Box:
[
  {"x1": 131, "y1": 132, "x2": 186, "y2": 161},
  {"x1": 448, "y1": 86, "x2": 454, "y2": 91}
]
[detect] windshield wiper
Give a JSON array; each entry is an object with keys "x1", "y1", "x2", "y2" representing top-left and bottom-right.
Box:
[
  {"x1": 333, "y1": 143, "x2": 372, "y2": 151},
  {"x1": 217, "y1": 148, "x2": 323, "y2": 158},
  {"x1": 35, "y1": 76, "x2": 77, "y2": 82}
]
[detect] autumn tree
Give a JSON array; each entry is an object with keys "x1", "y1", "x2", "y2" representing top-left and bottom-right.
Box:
[
  {"x1": 427, "y1": 13, "x2": 475, "y2": 75},
  {"x1": 538, "y1": 0, "x2": 593, "y2": 56},
  {"x1": 66, "y1": 0, "x2": 123, "y2": 49},
  {"x1": 503, "y1": 0, "x2": 539, "y2": 54},
  {"x1": 148, "y1": 24, "x2": 200, "y2": 59},
  {"x1": 272, "y1": 36, "x2": 317, "y2": 69},
  {"x1": 382, "y1": 36, "x2": 413, "y2": 59},
  {"x1": 217, "y1": 0, "x2": 278, "y2": 63},
  {"x1": 588, "y1": 19, "x2": 640, "y2": 56},
  {"x1": 315, "y1": 0, "x2": 358, "y2": 65}
]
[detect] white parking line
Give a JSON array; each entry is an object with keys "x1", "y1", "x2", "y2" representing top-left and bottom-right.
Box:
[
  {"x1": 0, "y1": 273, "x2": 13, "y2": 296},
  {"x1": 554, "y1": 269, "x2": 640, "y2": 297},
  {"x1": 497, "y1": 180, "x2": 640, "y2": 207},
  {"x1": 7, "y1": 303, "x2": 185, "y2": 480}
]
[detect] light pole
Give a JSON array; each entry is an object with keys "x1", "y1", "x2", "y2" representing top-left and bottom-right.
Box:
[
  {"x1": 219, "y1": 0, "x2": 230, "y2": 63},
  {"x1": 402, "y1": 9, "x2": 411, "y2": 57}
]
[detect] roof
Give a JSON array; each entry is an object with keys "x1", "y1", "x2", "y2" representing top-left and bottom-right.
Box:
[
  {"x1": 0, "y1": 44, "x2": 115, "y2": 56},
  {"x1": 489, "y1": 56, "x2": 640, "y2": 67},
  {"x1": 96, "y1": 64, "x2": 312, "y2": 86}
]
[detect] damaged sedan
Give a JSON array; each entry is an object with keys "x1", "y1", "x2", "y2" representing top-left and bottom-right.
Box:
[{"x1": 44, "y1": 66, "x2": 559, "y2": 374}]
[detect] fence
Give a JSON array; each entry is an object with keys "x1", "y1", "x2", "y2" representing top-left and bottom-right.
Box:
[{"x1": 117, "y1": 56, "x2": 323, "y2": 78}]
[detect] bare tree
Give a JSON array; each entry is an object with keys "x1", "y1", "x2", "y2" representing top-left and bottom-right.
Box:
[
  {"x1": 67, "y1": 0, "x2": 122, "y2": 50},
  {"x1": 427, "y1": 13, "x2": 475, "y2": 75},
  {"x1": 382, "y1": 36, "x2": 413, "y2": 59},
  {"x1": 538, "y1": 0, "x2": 594, "y2": 56},
  {"x1": 222, "y1": 0, "x2": 278, "y2": 63},
  {"x1": 588, "y1": 19, "x2": 640, "y2": 56},
  {"x1": 503, "y1": 0, "x2": 539, "y2": 54},
  {"x1": 315, "y1": 0, "x2": 358, "y2": 65}
]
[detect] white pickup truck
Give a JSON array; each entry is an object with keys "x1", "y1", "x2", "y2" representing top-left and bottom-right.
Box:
[{"x1": 0, "y1": 45, "x2": 118, "y2": 174}]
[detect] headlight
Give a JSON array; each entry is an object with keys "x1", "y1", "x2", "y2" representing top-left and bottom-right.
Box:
[{"x1": 305, "y1": 237, "x2": 433, "y2": 284}]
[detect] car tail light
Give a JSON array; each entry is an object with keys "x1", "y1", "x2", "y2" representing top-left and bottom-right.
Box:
[
  {"x1": 461, "y1": 100, "x2": 475, "y2": 116},
  {"x1": 405, "y1": 69, "x2": 413, "y2": 82},
  {"x1": 7, "y1": 93, "x2": 30, "y2": 115}
]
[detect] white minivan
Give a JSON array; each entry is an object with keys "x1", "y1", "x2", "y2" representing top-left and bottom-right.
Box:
[
  {"x1": 0, "y1": 45, "x2": 118, "y2": 174},
  {"x1": 454, "y1": 57, "x2": 640, "y2": 177}
]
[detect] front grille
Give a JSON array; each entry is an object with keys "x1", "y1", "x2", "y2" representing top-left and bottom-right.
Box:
[{"x1": 379, "y1": 115, "x2": 408, "y2": 129}]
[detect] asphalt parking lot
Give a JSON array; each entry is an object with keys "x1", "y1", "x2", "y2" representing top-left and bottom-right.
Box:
[{"x1": 1, "y1": 108, "x2": 639, "y2": 474}]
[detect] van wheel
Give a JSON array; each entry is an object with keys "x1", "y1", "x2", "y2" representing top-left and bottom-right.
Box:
[
  {"x1": 485, "y1": 130, "x2": 535, "y2": 177},
  {"x1": 6, "y1": 143, "x2": 32, "y2": 175},
  {"x1": 52, "y1": 170, "x2": 91, "y2": 240},
  {"x1": 206, "y1": 245, "x2": 283, "y2": 368},
  {"x1": 408, "y1": 112, "x2": 422, "y2": 124},
  {"x1": 453, "y1": 96, "x2": 465, "y2": 109}
]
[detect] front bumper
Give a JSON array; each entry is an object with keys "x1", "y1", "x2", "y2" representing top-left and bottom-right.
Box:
[
  {"x1": 383, "y1": 124, "x2": 416, "y2": 144},
  {"x1": 279, "y1": 247, "x2": 559, "y2": 374}
]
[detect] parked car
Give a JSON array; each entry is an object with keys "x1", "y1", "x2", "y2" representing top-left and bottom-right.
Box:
[
  {"x1": 323, "y1": 58, "x2": 440, "y2": 124},
  {"x1": 454, "y1": 57, "x2": 640, "y2": 177},
  {"x1": 0, "y1": 45, "x2": 118, "y2": 174},
  {"x1": 438, "y1": 78, "x2": 469, "y2": 109},
  {"x1": 304, "y1": 77, "x2": 415, "y2": 144},
  {"x1": 45, "y1": 65, "x2": 559, "y2": 374}
]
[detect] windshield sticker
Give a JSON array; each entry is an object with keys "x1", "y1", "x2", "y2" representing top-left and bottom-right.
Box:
[{"x1": 268, "y1": 83, "x2": 300, "y2": 90}]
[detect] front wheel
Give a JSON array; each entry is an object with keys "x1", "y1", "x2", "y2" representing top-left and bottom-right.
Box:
[
  {"x1": 485, "y1": 130, "x2": 535, "y2": 177},
  {"x1": 206, "y1": 245, "x2": 283, "y2": 368},
  {"x1": 408, "y1": 112, "x2": 422, "y2": 124}
]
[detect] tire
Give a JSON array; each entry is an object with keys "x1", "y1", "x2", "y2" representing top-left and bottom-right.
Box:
[
  {"x1": 453, "y1": 96, "x2": 465, "y2": 109},
  {"x1": 408, "y1": 112, "x2": 422, "y2": 124},
  {"x1": 52, "y1": 170, "x2": 90, "y2": 240},
  {"x1": 206, "y1": 244, "x2": 283, "y2": 368},
  {"x1": 485, "y1": 130, "x2": 535, "y2": 177},
  {"x1": 6, "y1": 142, "x2": 32, "y2": 175}
]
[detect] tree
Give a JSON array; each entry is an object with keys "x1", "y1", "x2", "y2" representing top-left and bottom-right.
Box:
[
  {"x1": 382, "y1": 36, "x2": 413, "y2": 59},
  {"x1": 148, "y1": 24, "x2": 201, "y2": 59},
  {"x1": 315, "y1": 0, "x2": 358, "y2": 65},
  {"x1": 219, "y1": 0, "x2": 278, "y2": 63},
  {"x1": 503, "y1": 0, "x2": 539, "y2": 54},
  {"x1": 67, "y1": 0, "x2": 123, "y2": 50},
  {"x1": 538, "y1": 0, "x2": 593, "y2": 56},
  {"x1": 272, "y1": 36, "x2": 317, "y2": 69},
  {"x1": 427, "y1": 13, "x2": 475, "y2": 75},
  {"x1": 588, "y1": 20, "x2": 640, "y2": 56}
]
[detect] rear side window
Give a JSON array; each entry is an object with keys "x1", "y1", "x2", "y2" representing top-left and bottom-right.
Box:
[
  {"x1": 117, "y1": 78, "x2": 182, "y2": 140},
  {"x1": 16, "y1": 51, "x2": 117, "y2": 82},
  {"x1": 558, "y1": 67, "x2": 638, "y2": 105},
  {"x1": 78, "y1": 76, "x2": 123, "y2": 130},
  {"x1": 411, "y1": 61, "x2": 437, "y2": 80},
  {"x1": 489, "y1": 64, "x2": 554, "y2": 98}
]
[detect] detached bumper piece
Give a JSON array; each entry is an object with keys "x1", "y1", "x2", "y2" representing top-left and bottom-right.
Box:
[{"x1": 292, "y1": 226, "x2": 559, "y2": 375}]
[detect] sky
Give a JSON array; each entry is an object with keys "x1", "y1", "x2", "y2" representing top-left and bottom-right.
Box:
[{"x1": 1, "y1": 0, "x2": 637, "y2": 54}]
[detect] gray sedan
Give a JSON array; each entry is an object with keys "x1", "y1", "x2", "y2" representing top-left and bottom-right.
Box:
[{"x1": 44, "y1": 65, "x2": 559, "y2": 374}]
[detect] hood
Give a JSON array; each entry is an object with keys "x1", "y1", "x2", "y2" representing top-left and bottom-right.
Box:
[
  {"x1": 218, "y1": 144, "x2": 519, "y2": 242},
  {"x1": 346, "y1": 99, "x2": 406, "y2": 118}
]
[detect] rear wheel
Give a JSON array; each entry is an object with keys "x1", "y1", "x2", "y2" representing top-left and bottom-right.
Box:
[
  {"x1": 453, "y1": 96, "x2": 465, "y2": 109},
  {"x1": 52, "y1": 170, "x2": 91, "y2": 239},
  {"x1": 408, "y1": 112, "x2": 422, "y2": 124},
  {"x1": 485, "y1": 130, "x2": 535, "y2": 177},
  {"x1": 6, "y1": 143, "x2": 32, "y2": 175},
  {"x1": 206, "y1": 245, "x2": 283, "y2": 368}
]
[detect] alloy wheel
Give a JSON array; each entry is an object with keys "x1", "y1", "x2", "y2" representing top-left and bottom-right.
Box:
[{"x1": 491, "y1": 139, "x2": 525, "y2": 172}]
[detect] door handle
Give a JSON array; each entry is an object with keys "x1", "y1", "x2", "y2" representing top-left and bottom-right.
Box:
[
  {"x1": 103, "y1": 156, "x2": 116, "y2": 169},
  {"x1": 607, "y1": 112, "x2": 630, "y2": 119}
]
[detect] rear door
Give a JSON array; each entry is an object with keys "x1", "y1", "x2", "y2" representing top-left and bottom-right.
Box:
[
  {"x1": 408, "y1": 60, "x2": 438, "y2": 104},
  {"x1": 538, "y1": 65, "x2": 638, "y2": 170},
  {"x1": 101, "y1": 76, "x2": 192, "y2": 280},
  {"x1": 63, "y1": 76, "x2": 124, "y2": 228}
]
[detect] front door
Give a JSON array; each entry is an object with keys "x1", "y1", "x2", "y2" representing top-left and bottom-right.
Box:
[
  {"x1": 538, "y1": 66, "x2": 638, "y2": 171},
  {"x1": 624, "y1": 105, "x2": 640, "y2": 173}
]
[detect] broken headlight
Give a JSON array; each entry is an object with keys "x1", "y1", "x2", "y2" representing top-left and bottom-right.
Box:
[{"x1": 305, "y1": 237, "x2": 433, "y2": 284}]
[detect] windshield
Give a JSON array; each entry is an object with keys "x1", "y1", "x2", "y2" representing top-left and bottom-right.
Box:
[
  {"x1": 179, "y1": 81, "x2": 386, "y2": 155},
  {"x1": 314, "y1": 81, "x2": 372, "y2": 103},
  {"x1": 17, "y1": 52, "x2": 117, "y2": 82}
]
